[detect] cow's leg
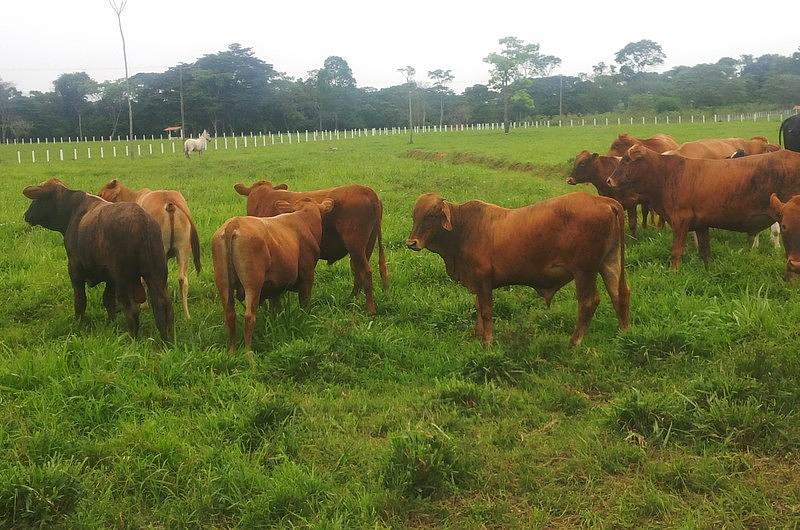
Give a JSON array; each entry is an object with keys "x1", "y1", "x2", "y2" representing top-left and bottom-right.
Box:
[
  {"x1": 600, "y1": 251, "x2": 630, "y2": 331},
  {"x1": 626, "y1": 206, "x2": 638, "y2": 238},
  {"x1": 696, "y1": 227, "x2": 712, "y2": 269},
  {"x1": 348, "y1": 249, "x2": 376, "y2": 315},
  {"x1": 242, "y1": 287, "x2": 260, "y2": 351},
  {"x1": 571, "y1": 272, "x2": 600, "y2": 347},
  {"x1": 268, "y1": 295, "x2": 282, "y2": 316},
  {"x1": 473, "y1": 295, "x2": 484, "y2": 338},
  {"x1": 68, "y1": 265, "x2": 87, "y2": 320},
  {"x1": 669, "y1": 219, "x2": 691, "y2": 271},
  {"x1": 476, "y1": 284, "x2": 493, "y2": 345},
  {"x1": 175, "y1": 246, "x2": 190, "y2": 319},
  {"x1": 641, "y1": 203, "x2": 650, "y2": 229},
  {"x1": 121, "y1": 281, "x2": 141, "y2": 338},
  {"x1": 102, "y1": 281, "x2": 117, "y2": 321},
  {"x1": 297, "y1": 271, "x2": 315, "y2": 309},
  {"x1": 750, "y1": 231, "x2": 760, "y2": 250}
]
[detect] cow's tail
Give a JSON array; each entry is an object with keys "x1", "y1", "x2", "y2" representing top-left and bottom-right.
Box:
[
  {"x1": 165, "y1": 203, "x2": 176, "y2": 257},
  {"x1": 190, "y1": 222, "x2": 202, "y2": 273},
  {"x1": 142, "y1": 216, "x2": 174, "y2": 342},
  {"x1": 610, "y1": 200, "x2": 630, "y2": 330},
  {"x1": 376, "y1": 201, "x2": 389, "y2": 291},
  {"x1": 224, "y1": 222, "x2": 239, "y2": 312}
]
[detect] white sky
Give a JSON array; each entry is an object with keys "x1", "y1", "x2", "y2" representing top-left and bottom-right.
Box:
[{"x1": 1, "y1": 0, "x2": 797, "y2": 94}]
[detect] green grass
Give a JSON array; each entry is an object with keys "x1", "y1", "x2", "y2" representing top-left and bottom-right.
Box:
[{"x1": 1, "y1": 121, "x2": 799, "y2": 527}]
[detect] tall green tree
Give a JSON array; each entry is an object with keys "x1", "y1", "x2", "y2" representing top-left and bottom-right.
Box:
[
  {"x1": 53, "y1": 72, "x2": 98, "y2": 138},
  {"x1": 484, "y1": 36, "x2": 541, "y2": 133},
  {"x1": 397, "y1": 66, "x2": 416, "y2": 143},
  {"x1": 428, "y1": 69, "x2": 454, "y2": 128},
  {"x1": 615, "y1": 40, "x2": 666, "y2": 74}
]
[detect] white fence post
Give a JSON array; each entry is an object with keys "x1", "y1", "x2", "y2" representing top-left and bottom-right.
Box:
[
  {"x1": 60, "y1": 149, "x2": 64, "y2": 161},
  {"x1": 18, "y1": 151, "x2": 21, "y2": 164}
]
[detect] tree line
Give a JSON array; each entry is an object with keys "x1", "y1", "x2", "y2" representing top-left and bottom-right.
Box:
[{"x1": 1, "y1": 39, "x2": 799, "y2": 141}]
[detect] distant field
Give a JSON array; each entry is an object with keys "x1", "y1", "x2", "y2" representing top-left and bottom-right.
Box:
[{"x1": 1, "y1": 121, "x2": 798, "y2": 527}]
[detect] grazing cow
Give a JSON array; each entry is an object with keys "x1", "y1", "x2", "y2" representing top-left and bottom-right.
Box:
[
  {"x1": 405, "y1": 192, "x2": 630, "y2": 346},
  {"x1": 98, "y1": 179, "x2": 201, "y2": 319},
  {"x1": 779, "y1": 114, "x2": 800, "y2": 153},
  {"x1": 234, "y1": 181, "x2": 388, "y2": 314},
  {"x1": 211, "y1": 197, "x2": 334, "y2": 351},
  {"x1": 663, "y1": 137, "x2": 779, "y2": 159},
  {"x1": 607, "y1": 133, "x2": 679, "y2": 157},
  {"x1": 606, "y1": 146, "x2": 800, "y2": 270},
  {"x1": 568, "y1": 150, "x2": 655, "y2": 236},
  {"x1": 769, "y1": 194, "x2": 800, "y2": 280},
  {"x1": 22, "y1": 179, "x2": 174, "y2": 340}
]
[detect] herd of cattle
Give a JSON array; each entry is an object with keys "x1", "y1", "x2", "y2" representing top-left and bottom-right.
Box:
[{"x1": 20, "y1": 119, "x2": 800, "y2": 349}]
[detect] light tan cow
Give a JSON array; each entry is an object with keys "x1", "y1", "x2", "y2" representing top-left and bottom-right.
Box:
[{"x1": 98, "y1": 179, "x2": 201, "y2": 319}]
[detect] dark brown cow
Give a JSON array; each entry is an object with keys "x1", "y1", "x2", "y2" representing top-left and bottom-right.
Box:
[
  {"x1": 211, "y1": 198, "x2": 333, "y2": 351},
  {"x1": 663, "y1": 137, "x2": 780, "y2": 159},
  {"x1": 607, "y1": 133, "x2": 679, "y2": 157},
  {"x1": 22, "y1": 179, "x2": 174, "y2": 340},
  {"x1": 98, "y1": 179, "x2": 201, "y2": 319},
  {"x1": 607, "y1": 146, "x2": 800, "y2": 270},
  {"x1": 405, "y1": 192, "x2": 630, "y2": 346},
  {"x1": 769, "y1": 194, "x2": 800, "y2": 280},
  {"x1": 234, "y1": 181, "x2": 388, "y2": 314},
  {"x1": 567, "y1": 150, "x2": 655, "y2": 236}
]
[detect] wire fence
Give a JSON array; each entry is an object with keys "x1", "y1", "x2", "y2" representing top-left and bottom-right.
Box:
[{"x1": 5, "y1": 109, "x2": 796, "y2": 164}]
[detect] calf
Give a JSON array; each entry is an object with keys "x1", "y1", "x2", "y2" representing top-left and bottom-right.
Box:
[
  {"x1": 607, "y1": 146, "x2": 800, "y2": 270},
  {"x1": 23, "y1": 179, "x2": 173, "y2": 340},
  {"x1": 98, "y1": 179, "x2": 201, "y2": 319},
  {"x1": 406, "y1": 192, "x2": 630, "y2": 346},
  {"x1": 607, "y1": 133, "x2": 679, "y2": 157},
  {"x1": 212, "y1": 198, "x2": 333, "y2": 351},
  {"x1": 234, "y1": 181, "x2": 387, "y2": 314},
  {"x1": 567, "y1": 150, "x2": 655, "y2": 236},
  {"x1": 769, "y1": 194, "x2": 800, "y2": 280}
]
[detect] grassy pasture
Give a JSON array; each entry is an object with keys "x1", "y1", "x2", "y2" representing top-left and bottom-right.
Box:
[{"x1": 1, "y1": 121, "x2": 799, "y2": 528}]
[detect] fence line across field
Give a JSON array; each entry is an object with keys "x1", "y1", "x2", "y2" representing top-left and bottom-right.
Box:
[{"x1": 7, "y1": 109, "x2": 797, "y2": 164}]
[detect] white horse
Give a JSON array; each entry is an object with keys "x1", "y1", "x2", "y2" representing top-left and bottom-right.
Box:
[{"x1": 184, "y1": 129, "x2": 210, "y2": 158}]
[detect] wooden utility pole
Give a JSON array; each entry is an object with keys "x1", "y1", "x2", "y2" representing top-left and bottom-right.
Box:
[{"x1": 179, "y1": 65, "x2": 186, "y2": 139}]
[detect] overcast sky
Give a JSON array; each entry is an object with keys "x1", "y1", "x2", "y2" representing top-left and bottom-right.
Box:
[{"x1": 1, "y1": 0, "x2": 797, "y2": 94}]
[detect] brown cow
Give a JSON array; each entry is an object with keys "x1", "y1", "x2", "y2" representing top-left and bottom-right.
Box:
[
  {"x1": 405, "y1": 192, "x2": 630, "y2": 346},
  {"x1": 211, "y1": 197, "x2": 334, "y2": 351},
  {"x1": 567, "y1": 150, "x2": 655, "y2": 236},
  {"x1": 607, "y1": 146, "x2": 800, "y2": 271},
  {"x1": 233, "y1": 181, "x2": 388, "y2": 315},
  {"x1": 769, "y1": 194, "x2": 800, "y2": 280},
  {"x1": 98, "y1": 179, "x2": 201, "y2": 319},
  {"x1": 607, "y1": 133, "x2": 679, "y2": 157},
  {"x1": 22, "y1": 179, "x2": 174, "y2": 340},
  {"x1": 663, "y1": 137, "x2": 780, "y2": 159}
]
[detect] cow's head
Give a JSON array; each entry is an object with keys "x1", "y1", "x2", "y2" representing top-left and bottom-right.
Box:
[
  {"x1": 23, "y1": 179, "x2": 69, "y2": 231},
  {"x1": 97, "y1": 178, "x2": 130, "y2": 202},
  {"x1": 607, "y1": 144, "x2": 651, "y2": 190},
  {"x1": 567, "y1": 151, "x2": 600, "y2": 185},
  {"x1": 608, "y1": 133, "x2": 636, "y2": 157},
  {"x1": 406, "y1": 193, "x2": 453, "y2": 251},
  {"x1": 233, "y1": 180, "x2": 289, "y2": 196},
  {"x1": 274, "y1": 197, "x2": 334, "y2": 217},
  {"x1": 770, "y1": 193, "x2": 800, "y2": 274}
]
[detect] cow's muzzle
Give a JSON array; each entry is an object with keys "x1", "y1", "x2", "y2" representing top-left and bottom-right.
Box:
[
  {"x1": 788, "y1": 258, "x2": 800, "y2": 273},
  {"x1": 566, "y1": 177, "x2": 576, "y2": 185},
  {"x1": 406, "y1": 238, "x2": 422, "y2": 251}
]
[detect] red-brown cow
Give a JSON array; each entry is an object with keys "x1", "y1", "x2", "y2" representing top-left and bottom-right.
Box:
[
  {"x1": 212, "y1": 197, "x2": 334, "y2": 351},
  {"x1": 22, "y1": 179, "x2": 174, "y2": 340},
  {"x1": 98, "y1": 179, "x2": 201, "y2": 319},
  {"x1": 663, "y1": 137, "x2": 780, "y2": 159},
  {"x1": 607, "y1": 146, "x2": 800, "y2": 271},
  {"x1": 567, "y1": 150, "x2": 655, "y2": 236},
  {"x1": 406, "y1": 192, "x2": 630, "y2": 346},
  {"x1": 769, "y1": 194, "x2": 800, "y2": 280},
  {"x1": 234, "y1": 181, "x2": 388, "y2": 314},
  {"x1": 607, "y1": 133, "x2": 679, "y2": 157}
]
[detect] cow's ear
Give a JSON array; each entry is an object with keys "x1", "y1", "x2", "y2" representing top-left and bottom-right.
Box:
[
  {"x1": 274, "y1": 183, "x2": 289, "y2": 191},
  {"x1": 441, "y1": 201, "x2": 453, "y2": 231},
  {"x1": 627, "y1": 145, "x2": 645, "y2": 160},
  {"x1": 234, "y1": 183, "x2": 251, "y2": 196},
  {"x1": 319, "y1": 198, "x2": 334, "y2": 214},
  {"x1": 22, "y1": 184, "x2": 56, "y2": 200},
  {"x1": 108, "y1": 178, "x2": 118, "y2": 188},
  {"x1": 274, "y1": 200, "x2": 294, "y2": 214},
  {"x1": 769, "y1": 193, "x2": 785, "y2": 220}
]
